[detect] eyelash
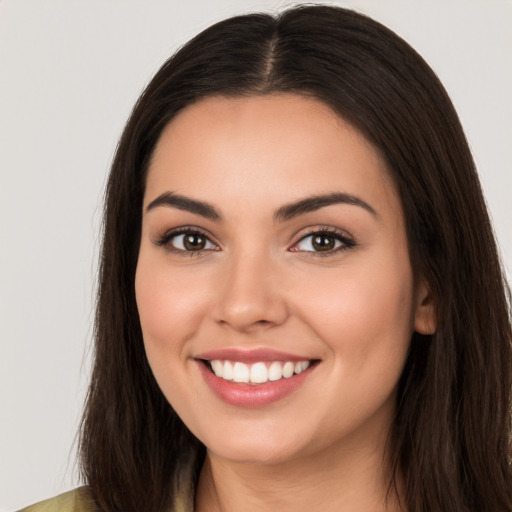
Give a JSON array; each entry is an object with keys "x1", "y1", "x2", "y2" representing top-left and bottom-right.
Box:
[
  {"x1": 154, "y1": 226, "x2": 218, "y2": 257},
  {"x1": 291, "y1": 227, "x2": 356, "y2": 257},
  {"x1": 153, "y1": 226, "x2": 356, "y2": 257}
]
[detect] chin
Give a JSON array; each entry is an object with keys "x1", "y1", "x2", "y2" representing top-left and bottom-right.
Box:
[
  {"x1": 197, "y1": 422, "x2": 317, "y2": 466},
  {"x1": 208, "y1": 441, "x2": 298, "y2": 465}
]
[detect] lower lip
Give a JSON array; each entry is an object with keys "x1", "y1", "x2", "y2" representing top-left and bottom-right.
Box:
[{"x1": 197, "y1": 361, "x2": 315, "y2": 408}]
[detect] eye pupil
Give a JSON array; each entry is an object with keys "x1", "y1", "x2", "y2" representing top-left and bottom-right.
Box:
[
  {"x1": 183, "y1": 233, "x2": 206, "y2": 250},
  {"x1": 312, "y1": 235, "x2": 335, "y2": 251}
]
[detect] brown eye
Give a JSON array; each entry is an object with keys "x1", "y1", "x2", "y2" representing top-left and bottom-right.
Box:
[
  {"x1": 183, "y1": 233, "x2": 206, "y2": 250},
  {"x1": 311, "y1": 235, "x2": 336, "y2": 251},
  {"x1": 292, "y1": 229, "x2": 355, "y2": 255},
  {"x1": 295, "y1": 233, "x2": 342, "y2": 252},
  {"x1": 167, "y1": 231, "x2": 216, "y2": 252}
]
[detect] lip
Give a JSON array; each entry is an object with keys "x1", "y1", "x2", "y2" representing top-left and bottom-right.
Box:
[
  {"x1": 195, "y1": 349, "x2": 319, "y2": 408},
  {"x1": 195, "y1": 347, "x2": 312, "y2": 364}
]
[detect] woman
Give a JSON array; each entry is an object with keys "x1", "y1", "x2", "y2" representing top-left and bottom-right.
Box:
[{"x1": 21, "y1": 4, "x2": 511, "y2": 512}]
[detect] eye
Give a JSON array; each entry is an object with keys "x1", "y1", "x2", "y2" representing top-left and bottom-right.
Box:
[
  {"x1": 291, "y1": 229, "x2": 355, "y2": 254},
  {"x1": 171, "y1": 232, "x2": 215, "y2": 251},
  {"x1": 154, "y1": 228, "x2": 218, "y2": 254}
]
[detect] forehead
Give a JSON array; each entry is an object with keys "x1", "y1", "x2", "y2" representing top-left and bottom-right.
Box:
[{"x1": 145, "y1": 94, "x2": 400, "y2": 219}]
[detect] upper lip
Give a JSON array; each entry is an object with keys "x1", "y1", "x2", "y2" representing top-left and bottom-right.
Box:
[{"x1": 195, "y1": 348, "x2": 315, "y2": 364}]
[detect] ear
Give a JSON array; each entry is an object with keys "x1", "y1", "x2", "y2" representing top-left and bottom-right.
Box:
[{"x1": 413, "y1": 279, "x2": 437, "y2": 335}]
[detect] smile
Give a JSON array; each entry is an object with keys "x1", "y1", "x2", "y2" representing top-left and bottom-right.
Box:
[
  {"x1": 208, "y1": 359, "x2": 311, "y2": 384},
  {"x1": 195, "y1": 349, "x2": 318, "y2": 407}
]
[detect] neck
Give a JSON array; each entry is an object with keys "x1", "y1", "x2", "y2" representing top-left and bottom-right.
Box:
[{"x1": 195, "y1": 434, "x2": 403, "y2": 512}]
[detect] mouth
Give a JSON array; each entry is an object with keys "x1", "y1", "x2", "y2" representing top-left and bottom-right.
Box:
[
  {"x1": 195, "y1": 348, "x2": 320, "y2": 406},
  {"x1": 202, "y1": 359, "x2": 316, "y2": 385}
]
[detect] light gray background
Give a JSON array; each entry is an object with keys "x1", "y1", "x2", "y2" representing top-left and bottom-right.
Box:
[{"x1": 1, "y1": 1, "x2": 511, "y2": 510}]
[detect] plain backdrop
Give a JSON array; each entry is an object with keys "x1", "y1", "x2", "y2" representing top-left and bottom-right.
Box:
[{"x1": 1, "y1": 1, "x2": 511, "y2": 510}]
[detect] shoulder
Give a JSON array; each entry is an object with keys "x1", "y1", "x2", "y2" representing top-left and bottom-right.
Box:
[{"x1": 17, "y1": 487, "x2": 96, "y2": 512}]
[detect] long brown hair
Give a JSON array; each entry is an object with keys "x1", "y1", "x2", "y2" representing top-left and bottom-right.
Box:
[{"x1": 79, "y1": 5, "x2": 512, "y2": 511}]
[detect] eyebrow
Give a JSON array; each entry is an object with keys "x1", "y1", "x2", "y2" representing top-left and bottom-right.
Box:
[
  {"x1": 273, "y1": 192, "x2": 378, "y2": 222},
  {"x1": 146, "y1": 192, "x2": 221, "y2": 220},
  {"x1": 145, "y1": 191, "x2": 377, "y2": 222}
]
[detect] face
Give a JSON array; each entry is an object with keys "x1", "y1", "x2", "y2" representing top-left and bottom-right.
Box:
[{"x1": 135, "y1": 94, "x2": 433, "y2": 465}]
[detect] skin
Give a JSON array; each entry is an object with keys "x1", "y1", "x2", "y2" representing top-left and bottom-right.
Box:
[{"x1": 135, "y1": 94, "x2": 435, "y2": 511}]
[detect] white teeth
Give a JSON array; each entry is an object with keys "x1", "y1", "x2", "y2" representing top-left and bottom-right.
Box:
[
  {"x1": 268, "y1": 361, "x2": 283, "y2": 381},
  {"x1": 233, "y1": 362, "x2": 249, "y2": 383},
  {"x1": 282, "y1": 361, "x2": 294, "y2": 378},
  {"x1": 211, "y1": 360, "x2": 223, "y2": 377},
  {"x1": 250, "y1": 362, "x2": 268, "y2": 384},
  {"x1": 223, "y1": 361, "x2": 233, "y2": 381},
  {"x1": 208, "y1": 359, "x2": 312, "y2": 384}
]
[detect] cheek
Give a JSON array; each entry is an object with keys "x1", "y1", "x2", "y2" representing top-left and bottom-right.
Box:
[
  {"x1": 293, "y1": 254, "x2": 415, "y2": 368},
  {"x1": 134, "y1": 253, "x2": 217, "y2": 417},
  {"x1": 134, "y1": 253, "x2": 212, "y2": 363}
]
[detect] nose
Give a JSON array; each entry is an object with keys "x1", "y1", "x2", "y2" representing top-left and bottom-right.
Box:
[{"x1": 213, "y1": 251, "x2": 289, "y2": 333}]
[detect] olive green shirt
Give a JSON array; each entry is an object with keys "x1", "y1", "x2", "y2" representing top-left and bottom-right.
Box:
[
  {"x1": 18, "y1": 484, "x2": 193, "y2": 512},
  {"x1": 18, "y1": 488, "x2": 95, "y2": 512}
]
